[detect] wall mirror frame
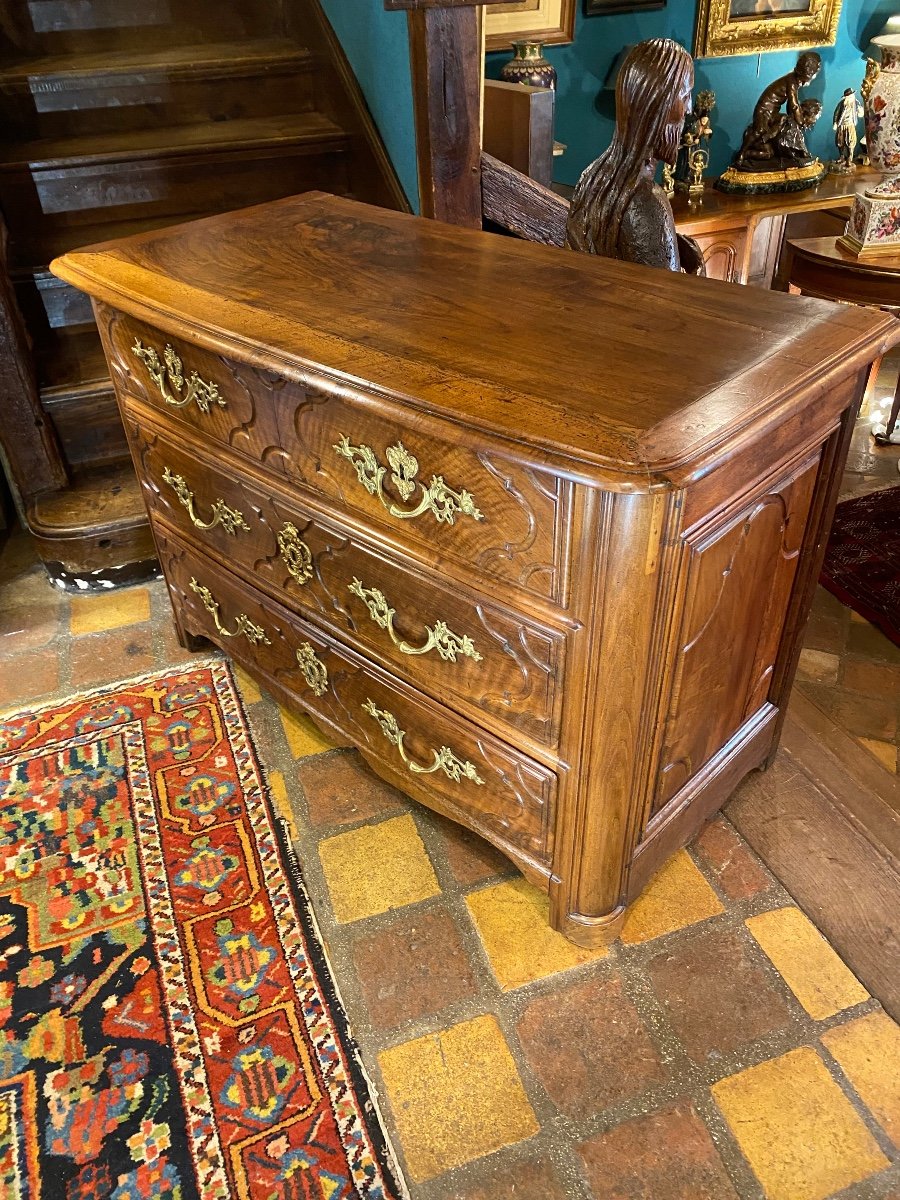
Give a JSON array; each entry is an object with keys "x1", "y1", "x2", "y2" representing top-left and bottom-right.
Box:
[
  {"x1": 484, "y1": 0, "x2": 576, "y2": 51},
  {"x1": 693, "y1": 0, "x2": 842, "y2": 58}
]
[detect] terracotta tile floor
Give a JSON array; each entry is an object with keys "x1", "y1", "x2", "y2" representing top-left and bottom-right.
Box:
[{"x1": 1, "y1": 402, "x2": 899, "y2": 1198}]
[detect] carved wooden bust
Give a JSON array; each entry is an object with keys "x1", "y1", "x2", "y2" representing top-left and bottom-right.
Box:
[{"x1": 566, "y1": 38, "x2": 702, "y2": 274}]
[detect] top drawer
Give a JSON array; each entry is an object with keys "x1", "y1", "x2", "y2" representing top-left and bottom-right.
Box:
[{"x1": 96, "y1": 303, "x2": 573, "y2": 607}]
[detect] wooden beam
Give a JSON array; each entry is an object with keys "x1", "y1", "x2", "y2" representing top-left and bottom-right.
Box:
[{"x1": 385, "y1": 0, "x2": 496, "y2": 226}]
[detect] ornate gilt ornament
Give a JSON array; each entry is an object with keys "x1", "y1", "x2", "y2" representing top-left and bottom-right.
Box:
[
  {"x1": 694, "y1": 0, "x2": 842, "y2": 59},
  {"x1": 188, "y1": 578, "x2": 270, "y2": 646},
  {"x1": 718, "y1": 160, "x2": 826, "y2": 187},
  {"x1": 295, "y1": 642, "x2": 328, "y2": 696},
  {"x1": 333, "y1": 436, "x2": 483, "y2": 526},
  {"x1": 161, "y1": 467, "x2": 249, "y2": 535},
  {"x1": 277, "y1": 523, "x2": 314, "y2": 586},
  {"x1": 348, "y1": 577, "x2": 482, "y2": 663},
  {"x1": 362, "y1": 699, "x2": 485, "y2": 785},
  {"x1": 131, "y1": 339, "x2": 225, "y2": 413}
]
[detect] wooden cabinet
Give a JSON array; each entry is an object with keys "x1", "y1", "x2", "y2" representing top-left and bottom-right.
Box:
[
  {"x1": 672, "y1": 172, "x2": 875, "y2": 286},
  {"x1": 52, "y1": 193, "x2": 897, "y2": 945}
]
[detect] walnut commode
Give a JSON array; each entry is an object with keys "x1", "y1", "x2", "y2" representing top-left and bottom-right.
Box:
[{"x1": 52, "y1": 193, "x2": 896, "y2": 945}]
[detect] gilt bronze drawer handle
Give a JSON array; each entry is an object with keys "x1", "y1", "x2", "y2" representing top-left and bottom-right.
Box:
[
  {"x1": 277, "y1": 523, "x2": 313, "y2": 586},
  {"x1": 188, "y1": 578, "x2": 271, "y2": 646},
  {"x1": 348, "y1": 577, "x2": 482, "y2": 663},
  {"x1": 295, "y1": 642, "x2": 328, "y2": 696},
  {"x1": 162, "y1": 468, "x2": 249, "y2": 536},
  {"x1": 362, "y1": 699, "x2": 484, "y2": 785},
  {"x1": 132, "y1": 339, "x2": 225, "y2": 414},
  {"x1": 333, "y1": 436, "x2": 483, "y2": 526}
]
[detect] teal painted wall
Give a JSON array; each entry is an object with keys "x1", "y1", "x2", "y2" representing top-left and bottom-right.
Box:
[
  {"x1": 486, "y1": 0, "x2": 900, "y2": 184},
  {"x1": 319, "y1": 0, "x2": 420, "y2": 209}
]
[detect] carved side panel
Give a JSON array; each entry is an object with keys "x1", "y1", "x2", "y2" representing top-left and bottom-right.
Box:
[
  {"x1": 652, "y1": 455, "x2": 820, "y2": 816},
  {"x1": 0, "y1": 212, "x2": 67, "y2": 499},
  {"x1": 693, "y1": 229, "x2": 748, "y2": 284}
]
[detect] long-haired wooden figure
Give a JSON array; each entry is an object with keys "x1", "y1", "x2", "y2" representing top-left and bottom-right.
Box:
[{"x1": 566, "y1": 39, "x2": 703, "y2": 273}]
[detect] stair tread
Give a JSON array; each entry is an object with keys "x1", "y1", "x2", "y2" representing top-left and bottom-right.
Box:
[
  {"x1": 2, "y1": 111, "x2": 348, "y2": 170},
  {"x1": 1, "y1": 37, "x2": 313, "y2": 85},
  {"x1": 37, "y1": 326, "x2": 110, "y2": 395},
  {"x1": 28, "y1": 462, "x2": 148, "y2": 535}
]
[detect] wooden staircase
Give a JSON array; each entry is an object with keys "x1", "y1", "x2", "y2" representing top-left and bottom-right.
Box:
[{"x1": 0, "y1": 0, "x2": 406, "y2": 587}]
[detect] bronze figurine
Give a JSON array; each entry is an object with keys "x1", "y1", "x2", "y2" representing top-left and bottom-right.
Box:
[
  {"x1": 735, "y1": 52, "x2": 821, "y2": 163},
  {"x1": 718, "y1": 52, "x2": 826, "y2": 193},
  {"x1": 566, "y1": 39, "x2": 703, "y2": 273}
]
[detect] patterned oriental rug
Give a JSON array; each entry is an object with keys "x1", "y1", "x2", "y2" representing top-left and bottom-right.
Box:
[
  {"x1": 0, "y1": 662, "x2": 402, "y2": 1200},
  {"x1": 821, "y1": 484, "x2": 900, "y2": 649}
]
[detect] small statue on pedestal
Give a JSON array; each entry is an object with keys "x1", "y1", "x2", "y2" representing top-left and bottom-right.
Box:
[
  {"x1": 717, "y1": 52, "x2": 827, "y2": 194},
  {"x1": 675, "y1": 89, "x2": 716, "y2": 196},
  {"x1": 566, "y1": 38, "x2": 704, "y2": 274},
  {"x1": 828, "y1": 88, "x2": 864, "y2": 173}
]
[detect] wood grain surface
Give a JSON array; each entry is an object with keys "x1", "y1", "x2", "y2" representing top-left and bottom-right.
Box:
[{"x1": 53, "y1": 192, "x2": 899, "y2": 485}]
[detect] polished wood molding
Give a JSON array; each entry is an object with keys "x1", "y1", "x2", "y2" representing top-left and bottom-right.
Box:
[{"x1": 787, "y1": 234, "x2": 900, "y2": 305}]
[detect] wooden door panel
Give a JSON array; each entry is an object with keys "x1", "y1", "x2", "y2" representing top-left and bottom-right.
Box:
[{"x1": 653, "y1": 454, "x2": 820, "y2": 814}]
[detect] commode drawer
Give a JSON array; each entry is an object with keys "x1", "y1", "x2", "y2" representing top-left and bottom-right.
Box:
[
  {"x1": 99, "y1": 304, "x2": 572, "y2": 607},
  {"x1": 125, "y1": 407, "x2": 567, "y2": 750},
  {"x1": 157, "y1": 525, "x2": 557, "y2": 868}
]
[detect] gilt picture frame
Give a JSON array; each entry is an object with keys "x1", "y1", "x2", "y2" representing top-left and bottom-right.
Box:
[
  {"x1": 484, "y1": 0, "x2": 576, "y2": 52},
  {"x1": 693, "y1": 0, "x2": 842, "y2": 58}
]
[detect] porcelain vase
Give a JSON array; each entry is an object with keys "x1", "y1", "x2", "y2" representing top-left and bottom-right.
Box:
[
  {"x1": 499, "y1": 41, "x2": 557, "y2": 91},
  {"x1": 866, "y1": 34, "x2": 900, "y2": 173}
]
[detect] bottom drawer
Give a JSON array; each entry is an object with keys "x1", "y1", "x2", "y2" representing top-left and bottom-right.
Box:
[{"x1": 156, "y1": 522, "x2": 557, "y2": 868}]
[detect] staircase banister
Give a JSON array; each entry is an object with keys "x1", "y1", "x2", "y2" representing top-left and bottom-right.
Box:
[{"x1": 481, "y1": 152, "x2": 570, "y2": 246}]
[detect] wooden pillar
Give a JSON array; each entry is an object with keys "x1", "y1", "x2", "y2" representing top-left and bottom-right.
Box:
[
  {"x1": 385, "y1": 0, "x2": 509, "y2": 227},
  {"x1": 0, "y1": 211, "x2": 67, "y2": 501}
]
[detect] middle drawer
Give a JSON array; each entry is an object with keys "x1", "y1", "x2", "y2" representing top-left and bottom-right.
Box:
[{"x1": 126, "y1": 408, "x2": 566, "y2": 750}]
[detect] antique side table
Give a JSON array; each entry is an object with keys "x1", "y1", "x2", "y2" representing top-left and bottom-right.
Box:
[{"x1": 787, "y1": 235, "x2": 900, "y2": 449}]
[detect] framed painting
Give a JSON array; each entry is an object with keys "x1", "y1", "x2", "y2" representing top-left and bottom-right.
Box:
[
  {"x1": 484, "y1": 0, "x2": 576, "y2": 52},
  {"x1": 693, "y1": 0, "x2": 842, "y2": 58},
  {"x1": 585, "y1": 0, "x2": 664, "y2": 13}
]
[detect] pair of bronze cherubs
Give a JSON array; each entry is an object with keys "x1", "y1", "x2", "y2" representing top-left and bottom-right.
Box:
[
  {"x1": 566, "y1": 41, "x2": 823, "y2": 273},
  {"x1": 734, "y1": 51, "x2": 823, "y2": 167}
]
